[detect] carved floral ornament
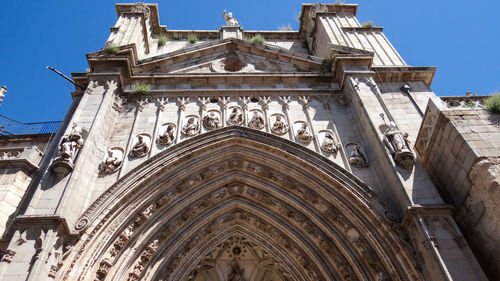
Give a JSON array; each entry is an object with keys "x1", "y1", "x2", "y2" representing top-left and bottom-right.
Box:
[{"x1": 66, "y1": 128, "x2": 420, "y2": 281}]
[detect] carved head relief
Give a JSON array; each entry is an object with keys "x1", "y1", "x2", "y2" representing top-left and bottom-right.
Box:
[
  {"x1": 182, "y1": 115, "x2": 200, "y2": 136},
  {"x1": 227, "y1": 107, "x2": 244, "y2": 126},
  {"x1": 248, "y1": 109, "x2": 265, "y2": 130},
  {"x1": 202, "y1": 110, "x2": 222, "y2": 130},
  {"x1": 158, "y1": 123, "x2": 177, "y2": 146},
  {"x1": 318, "y1": 130, "x2": 339, "y2": 154},
  {"x1": 270, "y1": 113, "x2": 289, "y2": 135},
  {"x1": 293, "y1": 121, "x2": 313, "y2": 143},
  {"x1": 345, "y1": 142, "x2": 368, "y2": 168},
  {"x1": 129, "y1": 134, "x2": 151, "y2": 158},
  {"x1": 100, "y1": 147, "x2": 124, "y2": 174}
]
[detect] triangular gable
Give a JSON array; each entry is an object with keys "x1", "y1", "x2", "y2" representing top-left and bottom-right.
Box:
[{"x1": 134, "y1": 38, "x2": 324, "y2": 74}]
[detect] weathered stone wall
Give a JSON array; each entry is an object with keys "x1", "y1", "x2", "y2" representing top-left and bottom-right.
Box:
[
  {"x1": 416, "y1": 99, "x2": 500, "y2": 280},
  {"x1": 0, "y1": 135, "x2": 49, "y2": 240}
]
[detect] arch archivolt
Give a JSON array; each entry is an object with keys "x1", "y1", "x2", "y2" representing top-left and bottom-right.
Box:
[{"x1": 59, "y1": 128, "x2": 421, "y2": 281}]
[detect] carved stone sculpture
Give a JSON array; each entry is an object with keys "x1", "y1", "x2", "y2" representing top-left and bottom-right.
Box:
[
  {"x1": 158, "y1": 123, "x2": 176, "y2": 145},
  {"x1": 248, "y1": 110, "x2": 265, "y2": 129},
  {"x1": 296, "y1": 122, "x2": 313, "y2": 143},
  {"x1": 182, "y1": 116, "x2": 200, "y2": 136},
  {"x1": 129, "y1": 135, "x2": 150, "y2": 158},
  {"x1": 321, "y1": 132, "x2": 339, "y2": 154},
  {"x1": 227, "y1": 261, "x2": 245, "y2": 281},
  {"x1": 51, "y1": 124, "x2": 85, "y2": 179},
  {"x1": 101, "y1": 148, "x2": 124, "y2": 174},
  {"x1": 271, "y1": 114, "x2": 289, "y2": 135},
  {"x1": 346, "y1": 143, "x2": 368, "y2": 168},
  {"x1": 383, "y1": 121, "x2": 415, "y2": 170},
  {"x1": 227, "y1": 107, "x2": 243, "y2": 125},
  {"x1": 202, "y1": 111, "x2": 221, "y2": 130},
  {"x1": 223, "y1": 10, "x2": 239, "y2": 26}
]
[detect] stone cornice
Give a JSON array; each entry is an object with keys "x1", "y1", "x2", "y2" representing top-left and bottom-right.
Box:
[
  {"x1": 0, "y1": 147, "x2": 43, "y2": 173},
  {"x1": 14, "y1": 215, "x2": 80, "y2": 238}
]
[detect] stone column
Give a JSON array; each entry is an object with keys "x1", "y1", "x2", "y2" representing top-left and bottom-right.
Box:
[
  {"x1": 298, "y1": 95, "x2": 320, "y2": 152},
  {"x1": 176, "y1": 97, "x2": 189, "y2": 143},
  {"x1": 346, "y1": 73, "x2": 487, "y2": 281},
  {"x1": 279, "y1": 96, "x2": 293, "y2": 141},
  {"x1": 259, "y1": 96, "x2": 271, "y2": 133}
]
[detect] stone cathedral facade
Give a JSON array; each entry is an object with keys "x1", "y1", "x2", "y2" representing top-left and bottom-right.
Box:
[{"x1": 0, "y1": 2, "x2": 498, "y2": 281}]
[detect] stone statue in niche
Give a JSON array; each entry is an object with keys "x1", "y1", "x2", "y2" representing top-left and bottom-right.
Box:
[
  {"x1": 223, "y1": 10, "x2": 239, "y2": 26},
  {"x1": 100, "y1": 148, "x2": 124, "y2": 174},
  {"x1": 248, "y1": 110, "x2": 265, "y2": 129},
  {"x1": 158, "y1": 123, "x2": 176, "y2": 146},
  {"x1": 51, "y1": 124, "x2": 85, "y2": 179},
  {"x1": 346, "y1": 143, "x2": 368, "y2": 168},
  {"x1": 227, "y1": 107, "x2": 243, "y2": 125},
  {"x1": 227, "y1": 261, "x2": 245, "y2": 281},
  {"x1": 59, "y1": 125, "x2": 84, "y2": 164},
  {"x1": 270, "y1": 114, "x2": 289, "y2": 135},
  {"x1": 320, "y1": 131, "x2": 339, "y2": 154},
  {"x1": 182, "y1": 116, "x2": 200, "y2": 136},
  {"x1": 202, "y1": 111, "x2": 221, "y2": 130},
  {"x1": 383, "y1": 121, "x2": 415, "y2": 170},
  {"x1": 129, "y1": 134, "x2": 150, "y2": 158},
  {"x1": 295, "y1": 122, "x2": 313, "y2": 143}
]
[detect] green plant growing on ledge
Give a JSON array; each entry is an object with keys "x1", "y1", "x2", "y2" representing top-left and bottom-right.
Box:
[
  {"x1": 133, "y1": 81, "x2": 152, "y2": 95},
  {"x1": 171, "y1": 33, "x2": 181, "y2": 41},
  {"x1": 278, "y1": 24, "x2": 292, "y2": 31},
  {"x1": 322, "y1": 55, "x2": 334, "y2": 73},
  {"x1": 105, "y1": 44, "x2": 120, "y2": 54},
  {"x1": 360, "y1": 21, "x2": 374, "y2": 28},
  {"x1": 250, "y1": 34, "x2": 265, "y2": 44},
  {"x1": 188, "y1": 34, "x2": 199, "y2": 44},
  {"x1": 157, "y1": 34, "x2": 167, "y2": 46},
  {"x1": 484, "y1": 93, "x2": 500, "y2": 114}
]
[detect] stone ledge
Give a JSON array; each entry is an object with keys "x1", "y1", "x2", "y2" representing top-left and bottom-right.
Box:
[
  {"x1": 0, "y1": 147, "x2": 43, "y2": 172},
  {"x1": 13, "y1": 215, "x2": 80, "y2": 238}
]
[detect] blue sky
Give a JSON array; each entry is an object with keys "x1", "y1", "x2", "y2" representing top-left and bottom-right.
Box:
[{"x1": 0, "y1": 0, "x2": 498, "y2": 122}]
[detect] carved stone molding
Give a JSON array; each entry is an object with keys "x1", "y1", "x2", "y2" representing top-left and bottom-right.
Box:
[{"x1": 64, "y1": 127, "x2": 416, "y2": 281}]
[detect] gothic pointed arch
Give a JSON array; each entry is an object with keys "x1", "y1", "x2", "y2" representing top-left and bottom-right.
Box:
[{"x1": 60, "y1": 127, "x2": 422, "y2": 281}]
